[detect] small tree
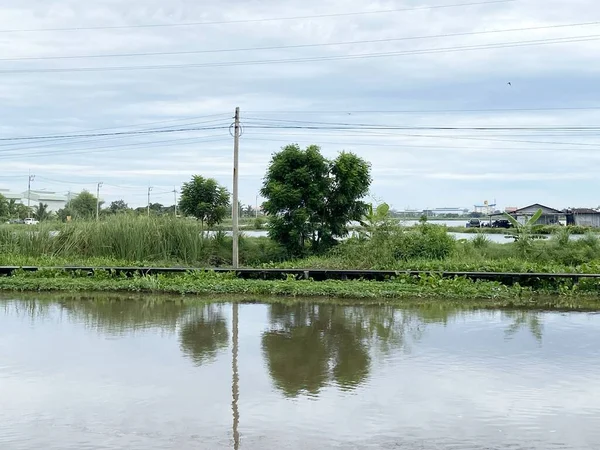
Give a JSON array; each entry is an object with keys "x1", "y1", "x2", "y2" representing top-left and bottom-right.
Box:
[
  {"x1": 359, "y1": 203, "x2": 393, "y2": 238},
  {"x1": 57, "y1": 207, "x2": 74, "y2": 222},
  {"x1": 70, "y1": 190, "x2": 101, "y2": 220},
  {"x1": 504, "y1": 208, "x2": 543, "y2": 255},
  {"x1": 15, "y1": 203, "x2": 30, "y2": 220},
  {"x1": 179, "y1": 175, "x2": 230, "y2": 228},
  {"x1": 109, "y1": 200, "x2": 130, "y2": 214},
  {"x1": 33, "y1": 202, "x2": 51, "y2": 222}
]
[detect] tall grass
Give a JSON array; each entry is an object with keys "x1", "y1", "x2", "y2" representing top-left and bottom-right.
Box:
[
  {"x1": 2, "y1": 218, "x2": 600, "y2": 272},
  {"x1": 0, "y1": 216, "x2": 284, "y2": 266}
]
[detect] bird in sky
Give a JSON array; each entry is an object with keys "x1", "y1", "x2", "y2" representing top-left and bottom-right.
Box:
[{"x1": 507, "y1": 82, "x2": 512, "y2": 86}]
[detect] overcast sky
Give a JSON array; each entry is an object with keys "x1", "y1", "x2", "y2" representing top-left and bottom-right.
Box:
[{"x1": 0, "y1": 0, "x2": 599, "y2": 209}]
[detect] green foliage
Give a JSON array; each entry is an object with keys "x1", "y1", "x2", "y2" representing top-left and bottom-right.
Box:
[
  {"x1": 0, "y1": 193, "x2": 7, "y2": 220},
  {"x1": 70, "y1": 190, "x2": 100, "y2": 220},
  {"x1": 179, "y1": 175, "x2": 230, "y2": 227},
  {"x1": 331, "y1": 223, "x2": 455, "y2": 268},
  {"x1": 392, "y1": 224, "x2": 456, "y2": 260},
  {"x1": 261, "y1": 144, "x2": 371, "y2": 256},
  {"x1": 504, "y1": 208, "x2": 544, "y2": 255},
  {"x1": 254, "y1": 216, "x2": 266, "y2": 230},
  {"x1": 0, "y1": 196, "x2": 28, "y2": 220},
  {"x1": 3, "y1": 269, "x2": 600, "y2": 305},
  {"x1": 56, "y1": 207, "x2": 74, "y2": 222},
  {"x1": 471, "y1": 232, "x2": 491, "y2": 249},
  {"x1": 108, "y1": 200, "x2": 130, "y2": 214},
  {"x1": 360, "y1": 202, "x2": 393, "y2": 237},
  {"x1": 33, "y1": 202, "x2": 51, "y2": 222}
]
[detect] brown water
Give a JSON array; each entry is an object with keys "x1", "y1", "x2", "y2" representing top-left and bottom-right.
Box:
[{"x1": 1, "y1": 294, "x2": 599, "y2": 449}]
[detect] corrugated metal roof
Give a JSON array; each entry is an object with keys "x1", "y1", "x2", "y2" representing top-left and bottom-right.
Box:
[
  {"x1": 513, "y1": 203, "x2": 563, "y2": 214},
  {"x1": 0, "y1": 189, "x2": 22, "y2": 200},
  {"x1": 571, "y1": 208, "x2": 600, "y2": 214}
]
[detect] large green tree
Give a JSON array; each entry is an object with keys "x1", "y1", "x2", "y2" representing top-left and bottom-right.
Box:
[
  {"x1": 70, "y1": 190, "x2": 101, "y2": 219},
  {"x1": 179, "y1": 175, "x2": 230, "y2": 228},
  {"x1": 261, "y1": 144, "x2": 371, "y2": 255}
]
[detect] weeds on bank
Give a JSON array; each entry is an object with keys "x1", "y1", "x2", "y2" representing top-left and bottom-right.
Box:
[{"x1": 2, "y1": 270, "x2": 600, "y2": 305}]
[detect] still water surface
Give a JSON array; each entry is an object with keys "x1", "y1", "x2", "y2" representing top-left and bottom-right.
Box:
[{"x1": 1, "y1": 295, "x2": 599, "y2": 449}]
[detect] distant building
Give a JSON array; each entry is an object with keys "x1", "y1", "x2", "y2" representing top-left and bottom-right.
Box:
[
  {"x1": 492, "y1": 203, "x2": 564, "y2": 225},
  {"x1": 474, "y1": 200, "x2": 496, "y2": 215},
  {"x1": 430, "y1": 207, "x2": 470, "y2": 216},
  {"x1": 0, "y1": 189, "x2": 67, "y2": 213},
  {"x1": 21, "y1": 190, "x2": 68, "y2": 213},
  {"x1": 566, "y1": 208, "x2": 600, "y2": 228},
  {"x1": 0, "y1": 188, "x2": 22, "y2": 202}
]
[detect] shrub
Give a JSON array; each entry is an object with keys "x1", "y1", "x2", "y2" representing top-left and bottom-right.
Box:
[{"x1": 391, "y1": 224, "x2": 455, "y2": 260}]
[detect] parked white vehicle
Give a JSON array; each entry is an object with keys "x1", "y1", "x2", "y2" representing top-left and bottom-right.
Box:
[{"x1": 24, "y1": 218, "x2": 39, "y2": 225}]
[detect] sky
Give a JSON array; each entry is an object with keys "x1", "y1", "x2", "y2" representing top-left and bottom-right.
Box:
[{"x1": 0, "y1": 0, "x2": 599, "y2": 210}]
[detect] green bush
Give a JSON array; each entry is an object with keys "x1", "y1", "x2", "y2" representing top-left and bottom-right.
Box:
[{"x1": 391, "y1": 224, "x2": 455, "y2": 260}]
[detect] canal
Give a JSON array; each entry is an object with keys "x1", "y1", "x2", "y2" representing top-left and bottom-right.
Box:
[{"x1": 1, "y1": 294, "x2": 599, "y2": 449}]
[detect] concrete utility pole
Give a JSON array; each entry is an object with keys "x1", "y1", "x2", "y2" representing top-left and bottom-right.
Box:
[
  {"x1": 147, "y1": 186, "x2": 153, "y2": 217},
  {"x1": 27, "y1": 172, "x2": 35, "y2": 213},
  {"x1": 255, "y1": 195, "x2": 259, "y2": 219},
  {"x1": 96, "y1": 182, "x2": 103, "y2": 221},
  {"x1": 232, "y1": 107, "x2": 240, "y2": 269},
  {"x1": 173, "y1": 187, "x2": 177, "y2": 218}
]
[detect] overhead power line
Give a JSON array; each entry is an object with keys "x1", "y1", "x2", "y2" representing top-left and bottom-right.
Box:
[
  {"x1": 243, "y1": 118, "x2": 600, "y2": 131},
  {"x1": 0, "y1": 118, "x2": 232, "y2": 154},
  {"x1": 1, "y1": 34, "x2": 596, "y2": 74},
  {"x1": 0, "y1": 1, "x2": 515, "y2": 33},
  {"x1": 242, "y1": 137, "x2": 597, "y2": 152},
  {"x1": 3, "y1": 20, "x2": 597, "y2": 62},
  {"x1": 0, "y1": 134, "x2": 231, "y2": 160},
  {"x1": 0, "y1": 113, "x2": 231, "y2": 151},
  {"x1": 244, "y1": 106, "x2": 600, "y2": 114},
  {"x1": 4, "y1": 120, "x2": 600, "y2": 146},
  {"x1": 0, "y1": 125, "x2": 230, "y2": 142}
]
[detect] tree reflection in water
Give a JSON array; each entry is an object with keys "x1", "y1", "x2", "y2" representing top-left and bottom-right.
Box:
[
  {"x1": 503, "y1": 310, "x2": 544, "y2": 343},
  {"x1": 179, "y1": 304, "x2": 229, "y2": 366},
  {"x1": 261, "y1": 303, "x2": 552, "y2": 398},
  {"x1": 261, "y1": 303, "x2": 413, "y2": 397}
]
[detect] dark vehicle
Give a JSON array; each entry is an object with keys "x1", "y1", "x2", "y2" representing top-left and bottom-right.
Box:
[
  {"x1": 466, "y1": 219, "x2": 481, "y2": 228},
  {"x1": 491, "y1": 219, "x2": 511, "y2": 229}
]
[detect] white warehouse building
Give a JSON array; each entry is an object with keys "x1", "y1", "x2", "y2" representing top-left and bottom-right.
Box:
[{"x1": 0, "y1": 189, "x2": 68, "y2": 213}]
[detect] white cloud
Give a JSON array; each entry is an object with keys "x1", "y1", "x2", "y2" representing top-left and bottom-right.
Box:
[{"x1": 1, "y1": 0, "x2": 600, "y2": 208}]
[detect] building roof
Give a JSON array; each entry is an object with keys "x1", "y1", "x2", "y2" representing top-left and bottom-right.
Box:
[
  {"x1": 490, "y1": 203, "x2": 564, "y2": 217},
  {"x1": 570, "y1": 208, "x2": 600, "y2": 214},
  {"x1": 21, "y1": 190, "x2": 67, "y2": 202},
  {"x1": 513, "y1": 203, "x2": 563, "y2": 214},
  {"x1": 0, "y1": 189, "x2": 22, "y2": 200}
]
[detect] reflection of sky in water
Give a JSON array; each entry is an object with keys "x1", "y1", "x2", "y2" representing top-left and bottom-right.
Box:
[{"x1": 1, "y1": 297, "x2": 599, "y2": 449}]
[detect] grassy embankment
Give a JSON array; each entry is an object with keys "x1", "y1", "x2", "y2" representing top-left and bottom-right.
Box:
[{"x1": 1, "y1": 216, "x2": 600, "y2": 303}]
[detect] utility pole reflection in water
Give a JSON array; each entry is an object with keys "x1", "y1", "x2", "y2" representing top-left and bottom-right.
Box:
[{"x1": 231, "y1": 303, "x2": 240, "y2": 449}]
